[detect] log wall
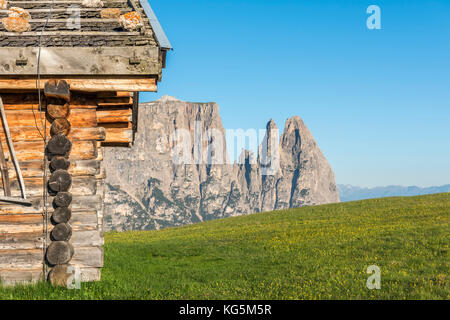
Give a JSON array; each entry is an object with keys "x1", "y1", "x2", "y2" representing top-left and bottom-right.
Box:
[{"x1": 0, "y1": 89, "x2": 135, "y2": 286}]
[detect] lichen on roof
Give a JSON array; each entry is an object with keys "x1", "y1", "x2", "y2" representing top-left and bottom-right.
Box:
[
  {"x1": 0, "y1": 1, "x2": 170, "y2": 78},
  {"x1": 0, "y1": 0, "x2": 158, "y2": 47}
]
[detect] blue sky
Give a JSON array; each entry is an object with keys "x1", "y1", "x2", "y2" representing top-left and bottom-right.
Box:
[{"x1": 141, "y1": 0, "x2": 450, "y2": 188}]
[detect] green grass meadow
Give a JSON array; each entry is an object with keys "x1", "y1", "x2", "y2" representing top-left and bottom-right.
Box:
[{"x1": 0, "y1": 193, "x2": 448, "y2": 300}]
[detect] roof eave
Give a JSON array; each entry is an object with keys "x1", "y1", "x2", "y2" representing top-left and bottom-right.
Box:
[{"x1": 139, "y1": 0, "x2": 173, "y2": 51}]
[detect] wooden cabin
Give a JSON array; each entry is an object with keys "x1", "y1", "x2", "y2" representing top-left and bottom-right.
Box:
[{"x1": 0, "y1": 0, "x2": 171, "y2": 286}]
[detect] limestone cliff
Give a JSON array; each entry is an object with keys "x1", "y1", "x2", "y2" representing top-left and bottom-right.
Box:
[{"x1": 103, "y1": 96, "x2": 339, "y2": 231}]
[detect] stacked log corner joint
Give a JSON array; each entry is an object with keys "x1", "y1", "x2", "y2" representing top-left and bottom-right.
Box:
[
  {"x1": 0, "y1": 84, "x2": 135, "y2": 286},
  {"x1": 44, "y1": 80, "x2": 75, "y2": 286}
]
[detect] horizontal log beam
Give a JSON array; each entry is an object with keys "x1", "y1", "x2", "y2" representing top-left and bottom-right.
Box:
[
  {"x1": 0, "y1": 222, "x2": 99, "y2": 237},
  {"x1": 0, "y1": 268, "x2": 42, "y2": 286},
  {"x1": 0, "y1": 232, "x2": 100, "y2": 250},
  {"x1": 0, "y1": 140, "x2": 97, "y2": 162},
  {"x1": 8, "y1": 159, "x2": 101, "y2": 179},
  {"x1": 103, "y1": 128, "x2": 133, "y2": 144},
  {"x1": 99, "y1": 122, "x2": 132, "y2": 129},
  {"x1": 0, "y1": 246, "x2": 103, "y2": 269},
  {"x1": 70, "y1": 211, "x2": 100, "y2": 229},
  {"x1": 0, "y1": 78, "x2": 157, "y2": 92},
  {"x1": 0, "y1": 195, "x2": 103, "y2": 215},
  {"x1": 0, "y1": 223, "x2": 42, "y2": 234},
  {"x1": 0, "y1": 92, "x2": 97, "y2": 110},
  {"x1": 96, "y1": 91, "x2": 132, "y2": 98},
  {"x1": 0, "y1": 266, "x2": 101, "y2": 286},
  {"x1": 0, "y1": 249, "x2": 42, "y2": 269},
  {"x1": 97, "y1": 97, "x2": 133, "y2": 106},
  {"x1": 96, "y1": 109, "x2": 132, "y2": 123},
  {"x1": 73, "y1": 267, "x2": 101, "y2": 282},
  {"x1": 0, "y1": 214, "x2": 42, "y2": 225},
  {"x1": 4, "y1": 109, "x2": 97, "y2": 128},
  {"x1": 72, "y1": 247, "x2": 103, "y2": 268},
  {"x1": 0, "y1": 126, "x2": 105, "y2": 143},
  {"x1": 0, "y1": 176, "x2": 98, "y2": 198},
  {"x1": 0, "y1": 232, "x2": 43, "y2": 250},
  {"x1": 0, "y1": 211, "x2": 98, "y2": 229}
]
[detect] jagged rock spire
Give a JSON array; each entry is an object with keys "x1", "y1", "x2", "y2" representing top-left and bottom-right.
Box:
[{"x1": 103, "y1": 98, "x2": 340, "y2": 231}]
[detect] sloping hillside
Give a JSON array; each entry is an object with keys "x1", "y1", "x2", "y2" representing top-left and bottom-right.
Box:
[{"x1": 1, "y1": 193, "x2": 448, "y2": 299}]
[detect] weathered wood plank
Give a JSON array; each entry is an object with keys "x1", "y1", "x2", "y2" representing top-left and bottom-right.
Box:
[
  {"x1": 0, "y1": 246, "x2": 103, "y2": 269},
  {"x1": 0, "y1": 223, "x2": 101, "y2": 250},
  {"x1": 71, "y1": 230, "x2": 103, "y2": 247},
  {"x1": 0, "y1": 268, "x2": 42, "y2": 286},
  {"x1": 0, "y1": 47, "x2": 160, "y2": 78},
  {"x1": 0, "y1": 220, "x2": 98, "y2": 234},
  {"x1": 0, "y1": 231, "x2": 102, "y2": 249},
  {"x1": 0, "y1": 266, "x2": 101, "y2": 286},
  {"x1": 0, "y1": 212, "x2": 99, "y2": 229},
  {"x1": 0, "y1": 194, "x2": 103, "y2": 215},
  {"x1": 0, "y1": 249, "x2": 43, "y2": 269},
  {"x1": 8, "y1": 159, "x2": 100, "y2": 179},
  {"x1": 0, "y1": 231, "x2": 44, "y2": 250},
  {"x1": 71, "y1": 246, "x2": 103, "y2": 268},
  {"x1": 75, "y1": 267, "x2": 101, "y2": 282},
  {"x1": 0, "y1": 176, "x2": 98, "y2": 198}
]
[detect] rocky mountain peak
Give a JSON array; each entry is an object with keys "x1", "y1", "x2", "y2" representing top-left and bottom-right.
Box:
[
  {"x1": 267, "y1": 118, "x2": 277, "y2": 129},
  {"x1": 156, "y1": 95, "x2": 182, "y2": 103},
  {"x1": 103, "y1": 98, "x2": 340, "y2": 231}
]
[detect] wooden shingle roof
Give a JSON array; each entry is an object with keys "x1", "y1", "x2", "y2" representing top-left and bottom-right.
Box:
[{"x1": 0, "y1": 0, "x2": 171, "y2": 83}]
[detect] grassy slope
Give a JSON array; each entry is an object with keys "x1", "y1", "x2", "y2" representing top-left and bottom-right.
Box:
[{"x1": 0, "y1": 193, "x2": 448, "y2": 300}]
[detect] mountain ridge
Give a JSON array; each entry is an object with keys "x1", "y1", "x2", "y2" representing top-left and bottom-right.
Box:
[
  {"x1": 338, "y1": 184, "x2": 450, "y2": 202},
  {"x1": 103, "y1": 97, "x2": 340, "y2": 231}
]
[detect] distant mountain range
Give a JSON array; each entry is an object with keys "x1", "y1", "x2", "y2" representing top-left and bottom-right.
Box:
[{"x1": 338, "y1": 184, "x2": 450, "y2": 202}]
